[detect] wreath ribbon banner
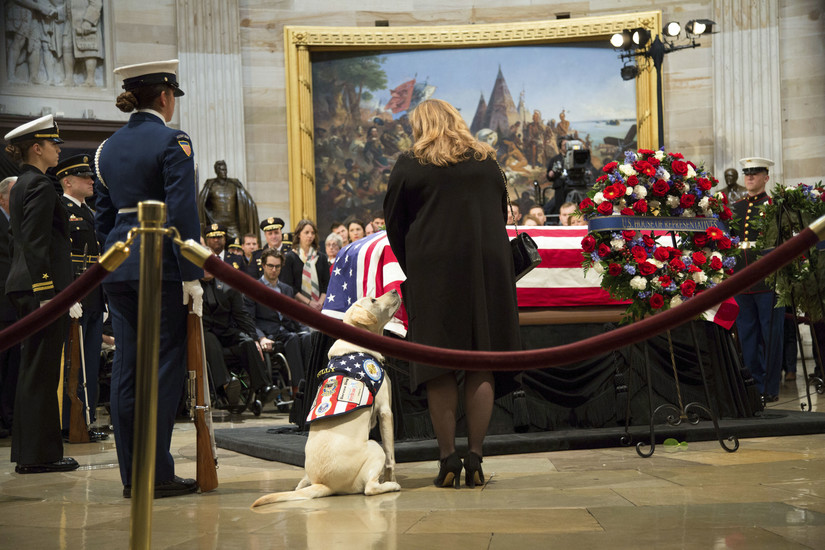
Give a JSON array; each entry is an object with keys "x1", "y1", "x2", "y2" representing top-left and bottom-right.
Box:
[{"x1": 588, "y1": 216, "x2": 726, "y2": 233}]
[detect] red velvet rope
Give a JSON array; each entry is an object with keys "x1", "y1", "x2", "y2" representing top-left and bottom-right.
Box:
[
  {"x1": 0, "y1": 263, "x2": 110, "y2": 352},
  {"x1": 205, "y1": 226, "x2": 819, "y2": 371}
]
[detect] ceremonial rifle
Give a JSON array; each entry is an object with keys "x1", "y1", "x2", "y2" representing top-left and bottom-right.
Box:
[
  {"x1": 186, "y1": 303, "x2": 219, "y2": 492},
  {"x1": 67, "y1": 318, "x2": 90, "y2": 443}
]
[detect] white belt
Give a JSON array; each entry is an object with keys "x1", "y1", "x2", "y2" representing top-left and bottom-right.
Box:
[{"x1": 118, "y1": 207, "x2": 138, "y2": 214}]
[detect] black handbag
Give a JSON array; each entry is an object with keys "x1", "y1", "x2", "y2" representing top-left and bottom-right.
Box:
[{"x1": 499, "y1": 163, "x2": 541, "y2": 281}]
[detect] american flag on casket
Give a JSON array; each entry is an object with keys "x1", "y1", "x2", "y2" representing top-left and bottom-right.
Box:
[{"x1": 321, "y1": 228, "x2": 738, "y2": 332}]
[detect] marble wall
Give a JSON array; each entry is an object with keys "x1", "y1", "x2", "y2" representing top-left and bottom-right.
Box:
[{"x1": 1, "y1": 0, "x2": 822, "y2": 226}]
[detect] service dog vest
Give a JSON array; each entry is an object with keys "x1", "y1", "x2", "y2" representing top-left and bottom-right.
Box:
[{"x1": 307, "y1": 352, "x2": 385, "y2": 423}]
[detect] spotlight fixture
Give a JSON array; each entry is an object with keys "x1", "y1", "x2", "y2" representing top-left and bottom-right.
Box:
[
  {"x1": 631, "y1": 27, "x2": 650, "y2": 47},
  {"x1": 685, "y1": 19, "x2": 715, "y2": 36},
  {"x1": 610, "y1": 29, "x2": 633, "y2": 50},
  {"x1": 620, "y1": 64, "x2": 639, "y2": 81},
  {"x1": 610, "y1": 32, "x2": 625, "y2": 48},
  {"x1": 664, "y1": 21, "x2": 681, "y2": 38}
]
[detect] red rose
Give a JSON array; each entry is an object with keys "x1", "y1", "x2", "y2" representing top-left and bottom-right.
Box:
[
  {"x1": 597, "y1": 201, "x2": 614, "y2": 215},
  {"x1": 621, "y1": 207, "x2": 635, "y2": 216},
  {"x1": 639, "y1": 262, "x2": 657, "y2": 276},
  {"x1": 688, "y1": 264, "x2": 702, "y2": 273},
  {"x1": 725, "y1": 268, "x2": 734, "y2": 275},
  {"x1": 596, "y1": 174, "x2": 609, "y2": 183},
  {"x1": 669, "y1": 247, "x2": 682, "y2": 259},
  {"x1": 642, "y1": 235, "x2": 655, "y2": 247},
  {"x1": 671, "y1": 160, "x2": 688, "y2": 176},
  {"x1": 692, "y1": 251, "x2": 707, "y2": 265},
  {"x1": 694, "y1": 233, "x2": 708, "y2": 247},
  {"x1": 651, "y1": 179, "x2": 670, "y2": 196},
  {"x1": 598, "y1": 243, "x2": 611, "y2": 257},
  {"x1": 658, "y1": 275, "x2": 672, "y2": 287},
  {"x1": 579, "y1": 197, "x2": 594, "y2": 210},
  {"x1": 680, "y1": 194, "x2": 697, "y2": 208},
  {"x1": 718, "y1": 192, "x2": 729, "y2": 205},
  {"x1": 627, "y1": 175, "x2": 639, "y2": 186},
  {"x1": 717, "y1": 237, "x2": 732, "y2": 250},
  {"x1": 608, "y1": 263, "x2": 622, "y2": 276},
  {"x1": 710, "y1": 257, "x2": 723, "y2": 270},
  {"x1": 638, "y1": 149, "x2": 655, "y2": 156},
  {"x1": 669, "y1": 258, "x2": 686, "y2": 272},
  {"x1": 653, "y1": 247, "x2": 670, "y2": 261},
  {"x1": 720, "y1": 206, "x2": 733, "y2": 220},
  {"x1": 648, "y1": 157, "x2": 660, "y2": 167},
  {"x1": 633, "y1": 199, "x2": 649, "y2": 213},
  {"x1": 649, "y1": 293, "x2": 665, "y2": 309},
  {"x1": 631, "y1": 245, "x2": 648, "y2": 263},
  {"x1": 622, "y1": 230, "x2": 636, "y2": 241},
  {"x1": 582, "y1": 235, "x2": 596, "y2": 253},
  {"x1": 602, "y1": 161, "x2": 618, "y2": 173},
  {"x1": 697, "y1": 178, "x2": 712, "y2": 191},
  {"x1": 680, "y1": 280, "x2": 696, "y2": 297},
  {"x1": 633, "y1": 160, "x2": 656, "y2": 177},
  {"x1": 670, "y1": 152, "x2": 684, "y2": 159}
]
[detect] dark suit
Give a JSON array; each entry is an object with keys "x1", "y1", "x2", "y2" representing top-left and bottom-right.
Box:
[
  {"x1": 6, "y1": 164, "x2": 71, "y2": 466},
  {"x1": 244, "y1": 278, "x2": 311, "y2": 386},
  {"x1": 61, "y1": 196, "x2": 104, "y2": 425},
  {"x1": 200, "y1": 277, "x2": 270, "y2": 392},
  {"x1": 95, "y1": 111, "x2": 203, "y2": 486},
  {"x1": 0, "y1": 209, "x2": 20, "y2": 432}
]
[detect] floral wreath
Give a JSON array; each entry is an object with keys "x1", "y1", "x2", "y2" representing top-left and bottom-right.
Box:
[
  {"x1": 579, "y1": 148, "x2": 740, "y2": 322},
  {"x1": 752, "y1": 182, "x2": 825, "y2": 320}
]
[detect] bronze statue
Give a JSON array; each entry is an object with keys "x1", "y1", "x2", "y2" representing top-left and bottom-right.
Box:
[
  {"x1": 723, "y1": 168, "x2": 747, "y2": 202},
  {"x1": 198, "y1": 160, "x2": 259, "y2": 243}
]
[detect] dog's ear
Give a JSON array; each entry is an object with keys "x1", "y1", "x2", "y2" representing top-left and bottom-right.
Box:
[{"x1": 348, "y1": 304, "x2": 378, "y2": 327}]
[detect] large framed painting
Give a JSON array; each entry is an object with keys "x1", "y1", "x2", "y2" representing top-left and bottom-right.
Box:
[{"x1": 284, "y1": 12, "x2": 660, "y2": 232}]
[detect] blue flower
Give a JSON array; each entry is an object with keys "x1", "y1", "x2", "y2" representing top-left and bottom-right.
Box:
[
  {"x1": 638, "y1": 291, "x2": 650, "y2": 299},
  {"x1": 723, "y1": 257, "x2": 736, "y2": 269},
  {"x1": 591, "y1": 252, "x2": 601, "y2": 262},
  {"x1": 624, "y1": 264, "x2": 637, "y2": 275}
]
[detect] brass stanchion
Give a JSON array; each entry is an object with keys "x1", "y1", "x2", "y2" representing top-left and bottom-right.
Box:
[{"x1": 130, "y1": 200, "x2": 167, "y2": 549}]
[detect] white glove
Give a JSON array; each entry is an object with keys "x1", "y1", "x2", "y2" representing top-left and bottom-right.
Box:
[
  {"x1": 69, "y1": 302, "x2": 83, "y2": 319},
  {"x1": 182, "y1": 280, "x2": 204, "y2": 317},
  {"x1": 39, "y1": 299, "x2": 51, "y2": 308}
]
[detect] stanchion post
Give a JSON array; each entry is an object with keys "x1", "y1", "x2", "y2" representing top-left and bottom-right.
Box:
[{"x1": 130, "y1": 200, "x2": 167, "y2": 549}]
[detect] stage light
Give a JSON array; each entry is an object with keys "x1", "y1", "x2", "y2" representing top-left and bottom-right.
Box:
[
  {"x1": 631, "y1": 28, "x2": 650, "y2": 47},
  {"x1": 664, "y1": 21, "x2": 681, "y2": 37},
  {"x1": 610, "y1": 29, "x2": 633, "y2": 50},
  {"x1": 620, "y1": 64, "x2": 639, "y2": 81},
  {"x1": 686, "y1": 19, "x2": 715, "y2": 36},
  {"x1": 610, "y1": 32, "x2": 625, "y2": 48}
]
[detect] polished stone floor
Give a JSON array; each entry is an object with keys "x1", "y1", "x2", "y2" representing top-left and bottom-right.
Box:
[{"x1": 1, "y1": 374, "x2": 823, "y2": 549}]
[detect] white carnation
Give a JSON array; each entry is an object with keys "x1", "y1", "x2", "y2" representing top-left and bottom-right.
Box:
[
  {"x1": 610, "y1": 238, "x2": 626, "y2": 251},
  {"x1": 594, "y1": 191, "x2": 605, "y2": 204},
  {"x1": 630, "y1": 276, "x2": 647, "y2": 290},
  {"x1": 626, "y1": 186, "x2": 634, "y2": 196},
  {"x1": 813, "y1": 189, "x2": 821, "y2": 198},
  {"x1": 687, "y1": 165, "x2": 697, "y2": 179},
  {"x1": 667, "y1": 195, "x2": 680, "y2": 208},
  {"x1": 634, "y1": 185, "x2": 647, "y2": 198},
  {"x1": 711, "y1": 251, "x2": 722, "y2": 259},
  {"x1": 698, "y1": 197, "x2": 710, "y2": 210},
  {"x1": 670, "y1": 295, "x2": 683, "y2": 308},
  {"x1": 651, "y1": 259, "x2": 664, "y2": 268},
  {"x1": 660, "y1": 169, "x2": 670, "y2": 181},
  {"x1": 682, "y1": 209, "x2": 696, "y2": 217},
  {"x1": 655, "y1": 150, "x2": 665, "y2": 161},
  {"x1": 711, "y1": 275, "x2": 723, "y2": 284},
  {"x1": 692, "y1": 271, "x2": 708, "y2": 284},
  {"x1": 593, "y1": 262, "x2": 605, "y2": 274},
  {"x1": 619, "y1": 164, "x2": 637, "y2": 177}
]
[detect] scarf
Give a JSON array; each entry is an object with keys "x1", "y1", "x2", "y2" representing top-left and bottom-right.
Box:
[{"x1": 300, "y1": 246, "x2": 320, "y2": 301}]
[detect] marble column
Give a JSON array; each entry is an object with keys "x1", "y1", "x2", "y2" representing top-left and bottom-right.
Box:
[
  {"x1": 176, "y1": 0, "x2": 247, "y2": 186},
  {"x1": 712, "y1": 0, "x2": 783, "y2": 186}
]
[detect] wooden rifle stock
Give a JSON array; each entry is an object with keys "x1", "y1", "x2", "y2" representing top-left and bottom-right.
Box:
[
  {"x1": 67, "y1": 319, "x2": 90, "y2": 443},
  {"x1": 187, "y1": 305, "x2": 219, "y2": 492}
]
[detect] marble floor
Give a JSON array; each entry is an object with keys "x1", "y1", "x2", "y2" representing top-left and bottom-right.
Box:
[{"x1": 1, "y1": 374, "x2": 823, "y2": 549}]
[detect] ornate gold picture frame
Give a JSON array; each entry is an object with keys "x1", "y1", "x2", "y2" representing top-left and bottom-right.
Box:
[{"x1": 284, "y1": 11, "x2": 660, "y2": 225}]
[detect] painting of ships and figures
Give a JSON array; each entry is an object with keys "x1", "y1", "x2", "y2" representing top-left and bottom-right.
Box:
[{"x1": 311, "y1": 44, "x2": 637, "y2": 232}]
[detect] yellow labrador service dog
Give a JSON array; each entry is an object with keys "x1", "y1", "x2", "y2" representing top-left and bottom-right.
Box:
[{"x1": 252, "y1": 290, "x2": 402, "y2": 506}]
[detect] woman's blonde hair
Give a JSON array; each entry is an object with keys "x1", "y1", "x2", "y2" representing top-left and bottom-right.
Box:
[{"x1": 409, "y1": 99, "x2": 495, "y2": 166}]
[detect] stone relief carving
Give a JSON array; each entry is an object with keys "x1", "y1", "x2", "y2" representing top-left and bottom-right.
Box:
[{"x1": 5, "y1": 0, "x2": 104, "y2": 87}]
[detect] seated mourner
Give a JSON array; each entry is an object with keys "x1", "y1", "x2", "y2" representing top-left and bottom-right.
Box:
[
  {"x1": 244, "y1": 248, "x2": 311, "y2": 394},
  {"x1": 200, "y1": 267, "x2": 278, "y2": 406}
]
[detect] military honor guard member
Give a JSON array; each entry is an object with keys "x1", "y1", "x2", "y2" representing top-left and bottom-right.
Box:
[
  {"x1": 56, "y1": 154, "x2": 107, "y2": 441},
  {"x1": 4, "y1": 114, "x2": 79, "y2": 473},
  {"x1": 731, "y1": 157, "x2": 784, "y2": 402},
  {"x1": 95, "y1": 59, "x2": 202, "y2": 498}
]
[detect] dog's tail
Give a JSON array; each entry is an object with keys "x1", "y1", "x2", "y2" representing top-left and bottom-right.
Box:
[{"x1": 251, "y1": 483, "x2": 335, "y2": 507}]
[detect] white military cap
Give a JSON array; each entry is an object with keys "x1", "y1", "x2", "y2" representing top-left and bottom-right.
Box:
[
  {"x1": 114, "y1": 59, "x2": 184, "y2": 97},
  {"x1": 4, "y1": 114, "x2": 63, "y2": 144},
  {"x1": 739, "y1": 157, "x2": 774, "y2": 174}
]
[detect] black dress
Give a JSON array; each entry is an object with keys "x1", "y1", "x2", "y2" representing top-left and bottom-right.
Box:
[{"x1": 383, "y1": 152, "x2": 521, "y2": 394}]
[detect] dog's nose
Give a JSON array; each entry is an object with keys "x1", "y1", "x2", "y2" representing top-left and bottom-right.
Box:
[{"x1": 389, "y1": 289, "x2": 399, "y2": 297}]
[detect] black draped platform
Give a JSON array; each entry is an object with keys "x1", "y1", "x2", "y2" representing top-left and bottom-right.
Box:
[{"x1": 215, "y1": 320, "x2": 823, "y2": 464}]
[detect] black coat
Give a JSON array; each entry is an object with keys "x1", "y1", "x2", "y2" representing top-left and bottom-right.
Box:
[
  {"x1": 281, "y1": 248, "x2": 330, "y2": 299},
  {"x1": 383, "y1": 153, "x2": 521, "y2": 392},
  {"x1": 200, "y1": 278, "x2": 257, "y2": 345},
  {"x1": 0, "y1": 212, "x2": 15, "y2": 322},
  {"x1": 244, "y1": 279, "x2": 305, "y2": 340},
  {"x1": 731, "y1": 192, "x2": 770, "y2": 294},
  {"x1": 5, "y1": 165, "x2": 71, "y2": 301},
  {"x1": 63, "y1": 196, "x2": 104, "y2": 312}
]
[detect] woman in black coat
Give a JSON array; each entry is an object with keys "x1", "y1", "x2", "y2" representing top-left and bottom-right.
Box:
[
  {"x1": 384, "y1": 99, "x2": 521, "y2": 489},
  {"x1": 281, "y1": 218, "x2": 330, "y2": 310}
]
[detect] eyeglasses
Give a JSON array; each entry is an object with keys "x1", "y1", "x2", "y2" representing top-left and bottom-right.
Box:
[{"x1": 264, "y1": 263, "x2": 281, "y2": 269}]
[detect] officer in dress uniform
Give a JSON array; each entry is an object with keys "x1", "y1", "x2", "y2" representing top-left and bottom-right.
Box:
[
  {"x1": 731, "y1": 157, "x2": 784, "y2": 402},
  {"x1": 248, "y1": 217, "x2": 289, "y2": 279},
  {"x1": 55, "y1": 155, "x2": 107, "y2": 441},
  {"x1": 94, "y1": 59, "x2": 203, "y2": 498},
  {"x1": 4, "y1": 115, "x2": 79, "y2": 473},
  {"x1": 203, "y1": 223, "x2": 244, "y2": 268}
]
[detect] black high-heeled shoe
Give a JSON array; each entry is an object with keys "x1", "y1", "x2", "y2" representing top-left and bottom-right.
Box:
[
  {"x1": 433, "y1": 452, "x2": 462, "y2": 489},
  {"x1": 464, "y1": 452, "x2": 485, "y2": 488}
]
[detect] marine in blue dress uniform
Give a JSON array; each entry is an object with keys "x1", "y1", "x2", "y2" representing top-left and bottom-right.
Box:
[
  {"x1": 731, "y1": 157, "x2": 784, "y2": 402},
  {"x1": 55, "y1": 154, "x2": 108, "y2": 440},
  {"x1": 94, "y1": 59, "x2": 202, "y2": 498},
  {"x1": 4, "y1": 115, "x2": 78, "y2": 473}
]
